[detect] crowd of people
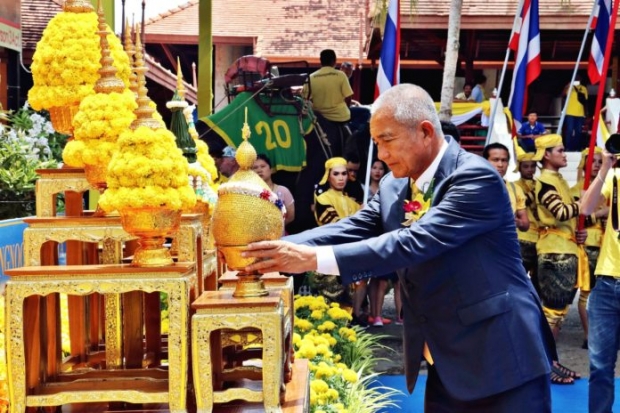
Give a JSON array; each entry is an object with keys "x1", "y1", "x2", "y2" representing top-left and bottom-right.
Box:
[{"x1": 208, "y1": 48, "x2": 620, "y2": 411}]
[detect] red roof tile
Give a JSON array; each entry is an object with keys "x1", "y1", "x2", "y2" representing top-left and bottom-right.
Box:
[
  {"x1": 145, "y1": 0, "x2": 367, "y2": 61},
  {"x1": 21, "y1": 0, "x2": 63, "y2": 52}
]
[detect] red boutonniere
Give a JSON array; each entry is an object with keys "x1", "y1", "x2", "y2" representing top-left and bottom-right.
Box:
[{"x1": 402, "y1": 179, "x2": 434, "y2": 226}]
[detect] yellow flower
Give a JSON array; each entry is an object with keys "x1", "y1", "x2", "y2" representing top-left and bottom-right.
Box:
[
  {"x1": 310, "y1": 379, "x2": 329, "y2": 394},
  {"x1": 294, "y1": 318, "x2": 314, "y2": 332},
  {"x1": 317, "y1": 320, "x2": 336, "y2": 332},
  {"x1": 310, "y1": 309, "x2": 324, "y2": 320},
  {"x1": 342, "y1": 369, "x2": 358, "y2": 383},
  {"x1": 327, "y1": 306, "x2": 352, "y2": 321}
]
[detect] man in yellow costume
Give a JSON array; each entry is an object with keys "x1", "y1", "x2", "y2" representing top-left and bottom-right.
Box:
[
  {"x1": 514, "y1": 143, "x2": 542, "y2": 295},
  {"x1": 570, "y1": 147, "x2": 607, "y2": 350},
  {"x1": 534, "y1": 134, "x2": 587, "y2": 384}
]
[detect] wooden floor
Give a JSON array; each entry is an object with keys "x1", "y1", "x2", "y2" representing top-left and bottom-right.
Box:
[{"x1": 55, "y1": 360, "x2": 309, "y2": 413}]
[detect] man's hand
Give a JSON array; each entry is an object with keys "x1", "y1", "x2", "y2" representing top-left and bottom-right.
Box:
[
  {"x1": 576, "y1": 229, "x2": 588, "y2": 245},
  {"x1": 242, "y1": 241, "x2": 318, "y2": 274}
]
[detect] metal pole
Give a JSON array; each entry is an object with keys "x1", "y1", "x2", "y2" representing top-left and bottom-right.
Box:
[
  {"x1": 486, "y1": 47, "x2": 513, "y2": 145},
  {"x1": 121, "y1": 0, "x2": 126, "y2": 40},
  {"x1": 556, "y1": 0, "x2": 598, "y2": 134},
  {"x1": 141, "y1": 0, "x2": 146, "y2": 46}
]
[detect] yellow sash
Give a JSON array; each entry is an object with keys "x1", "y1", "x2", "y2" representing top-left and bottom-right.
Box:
[{"x1": 539, "y1": 227, "x2": 590, "y2": 290}]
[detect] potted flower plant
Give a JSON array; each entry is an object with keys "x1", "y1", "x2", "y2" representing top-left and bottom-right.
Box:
[{"x1": 0, "y1": 103, "x2": 67, "y2": 219}]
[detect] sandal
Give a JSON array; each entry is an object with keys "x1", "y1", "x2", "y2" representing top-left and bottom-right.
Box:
[
  {"x1": 553, "y1": 361, "x2": 581, "y2": 379},
  {"x1": 550, "y1": 366, "x2": 575, "y2": 385}
]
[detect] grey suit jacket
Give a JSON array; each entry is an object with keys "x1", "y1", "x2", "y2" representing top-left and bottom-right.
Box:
[{"x1": 286, "y1": 137, "x2": 554, "y2": 400}]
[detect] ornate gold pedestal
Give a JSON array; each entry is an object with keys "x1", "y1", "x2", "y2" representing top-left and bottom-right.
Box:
[
  {"x1": 22, "y1": 215, "x2": 206, "y2": 370},
  {"x1": 191, "y1": 289, "x2": 292, "y2": 413},
  {"x1": 35, "y1": 168, "x2": 90, "y2": 217},
  {"x1": 5, "y1": 263, "x2": 196, "y2": 413}
]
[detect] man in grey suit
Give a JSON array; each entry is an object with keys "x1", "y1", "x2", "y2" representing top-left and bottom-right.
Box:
[{"x1": 243, "y1": 84, "x2": 554, "y2": 412}]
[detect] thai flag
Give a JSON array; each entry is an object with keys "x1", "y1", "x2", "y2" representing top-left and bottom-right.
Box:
[
  {"x1": 589, "y1": 0, "x2": 612, "y2": 85},
  {"x1": 375, "y1": 0, "x2": 400, "y2": 98},
  {"x1": 507, "y1": 0, "x2": 541, "y2": 125}
]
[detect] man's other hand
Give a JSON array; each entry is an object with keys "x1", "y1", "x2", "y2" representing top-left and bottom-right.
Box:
[{"x1": 242, "y1": 241, "x2": 318, "y2": 274}]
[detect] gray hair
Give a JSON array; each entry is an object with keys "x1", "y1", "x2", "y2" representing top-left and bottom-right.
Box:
[{"x1": 371, "y1": 84, "x2": 443, "y2": 137}]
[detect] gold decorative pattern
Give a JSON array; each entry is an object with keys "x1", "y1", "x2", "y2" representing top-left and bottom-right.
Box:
[
  {"x1": 104, "y1": 292, "x2": 122, "y2": 368},
  {"x1": 119, "y1": 207, "x2": 181, "y2": 267},
  {"x1": 48, "y1": 104, "x2": 80, "y2": 135},
  {"x1": 191, "y1": 290, "x2": 288, "y2": 413},
  {"x1": 5, "y1": 265, "x2": 195, "y2": 413},
  {"x1": 22, "y1": 217, "x2": 135, "y2": 267},
  {"x1": 35, "y1": 169, "x2": 91, "y2": 217}
]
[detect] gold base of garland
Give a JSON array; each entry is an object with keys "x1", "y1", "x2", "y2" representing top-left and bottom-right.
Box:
[
  {"x1": 49, "y1": 104, "x2": 80, "y2": 135},
  {"x1": 120, "y1": 207, "x2": 181, "y2": 267}
]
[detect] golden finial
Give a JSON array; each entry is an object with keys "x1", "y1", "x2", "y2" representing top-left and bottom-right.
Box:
[
  {"x1": 176, "y1": 57, "x2": 186, "y2": 100},
  {"x1": 123, "y1": 19, "x2": 138, "y2": 95},
  {"x1": 130, "y1": 24, "x2": 161, "y2": 130},
  {"x1": 63, "y1": 0, "x2": 94, "y2": 13},
  {"x1": 235, "y1": 107, "x2": 257, "y2": 169},
  {"x1": 93, "y1": 0, "x2": 125, "y2": 94}
]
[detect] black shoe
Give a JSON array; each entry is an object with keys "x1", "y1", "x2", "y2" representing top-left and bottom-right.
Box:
[
  {"x1": 350, "y1": 314, "x2": 369, "y2": 329},
  {"x1": 581, "y1": 339, "x2": 588, "y2": 350}
]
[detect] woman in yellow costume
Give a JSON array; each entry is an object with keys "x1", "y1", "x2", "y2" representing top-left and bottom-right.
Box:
[
  {"x1": 311, "y1": 157, "x2": 364, "y2": 326},
  {"x1": 314, "y1": 157, "x2": 360, "y2": 226},
  {"x1": 570, "y1": 147, "x2": 608, "y2": 349}
]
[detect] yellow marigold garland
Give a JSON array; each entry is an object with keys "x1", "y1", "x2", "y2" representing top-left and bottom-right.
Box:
[
  {"x1": 63, "y1": 90, "x2": 137, "y2": 167},
  {"x1": 28, "y1": 12, "x2": 131, "y2": 110},
  {"x1": 99, "y1": 126, "x2": 196, "y2": 212}
]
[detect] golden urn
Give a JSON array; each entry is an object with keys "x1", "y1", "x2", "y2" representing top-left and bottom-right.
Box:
[{"x1": 211, "y1": 121, "x2": 285, "y2": 297}]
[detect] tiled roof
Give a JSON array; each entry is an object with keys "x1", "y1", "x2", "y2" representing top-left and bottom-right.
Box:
[
  {"x1": 21, "y1": 0, "x2": 63, "y2": 52},
  {"x1": 145, "y1": 0, "x2": 367, "y2": 61},
  {"x1": 403, "y1": 0, "x2": 592, "y2": 29}
]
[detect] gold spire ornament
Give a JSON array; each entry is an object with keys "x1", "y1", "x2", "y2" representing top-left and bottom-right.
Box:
[
  {"x1": 211, "y1": 109, "x2": 285, "y2": 297},
  {"x1": 94, "y1": 0, "x2": 125, "y2": 95},
  {"x1": 123, "y1": 19, "x2": 139, "y2": 96},
  {"x1": 63, "y1": 0, "x2": 94, "y2": 13},
  {"x1": 130, "y1": 25, "x2": 161, "y2": 130}
]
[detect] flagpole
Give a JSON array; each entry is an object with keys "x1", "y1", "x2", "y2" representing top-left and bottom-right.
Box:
[
  {"x1": 580, "y1": 0, "x2": 619, "y2": 231},
  {"x1": 556, "y1": 0, "x2": 598, "y2": 134},
  {"x1": 487, "y1": 0, "x2": 525, "y2": 145}
]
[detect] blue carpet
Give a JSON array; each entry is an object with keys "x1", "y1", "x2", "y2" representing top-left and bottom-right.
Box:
[{"x1": 372, "y1": 374, "x2": 620, "y2": 412}]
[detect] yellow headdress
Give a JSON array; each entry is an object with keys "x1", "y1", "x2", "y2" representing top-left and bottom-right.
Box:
[
  {"x1": 319, "y1": 157, "x2": 348, "y2": 185},
  {"x1": 513, "y1": 138, "x2": 537, "y2": 172},
  {"x1": 533, "y1": 134, "x2": 563, "y2": 161},
  {"x1": 576, "y1": 146, "x2": 604, "y2": 181}
]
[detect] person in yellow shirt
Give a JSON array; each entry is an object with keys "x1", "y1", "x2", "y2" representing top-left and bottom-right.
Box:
[
  {"x1": 570, "y1": 148, "x2": 608, "y2": 350},
  {"x1": 534, "y1": 134, "x2": 587, "y2": 384},
  {"x1": 482, "y1": 143, "x2": 529, "y2": 231},
  {"x1": 514, "y1": 143, "x2": 542, "y2": 295},
  {"x1": 304, "y1": 49, "x2": 354, "y2": 157},
  {"x1": 562, "y1": 75, "x2": 588, "y2": 151},
  {"x1": 580, "y1": 148, "x2": 620, "y2": 412}
]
